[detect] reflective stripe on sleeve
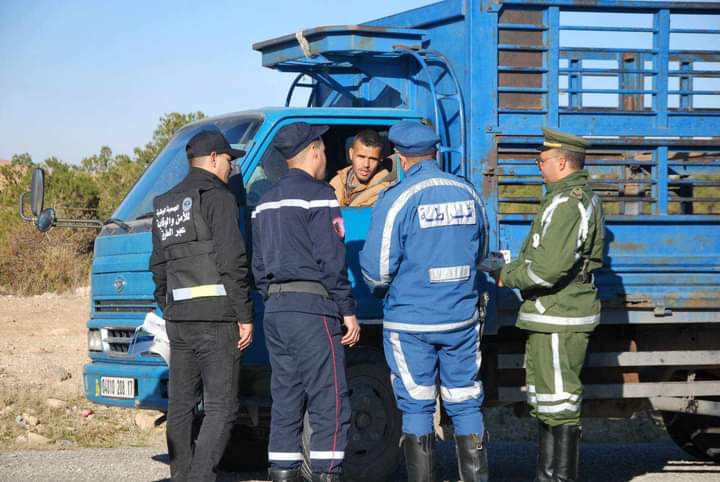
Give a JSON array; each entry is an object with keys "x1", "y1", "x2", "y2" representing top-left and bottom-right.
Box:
[
  {"x1": 251, "y1": 198, "x2": 339, "y2": 218},
  {"x1": 172, "y1": 284, "x2": 227, "y2": 301},
  {"x1": 527, "y1": 264, "x2": 553, "y2": 288}
]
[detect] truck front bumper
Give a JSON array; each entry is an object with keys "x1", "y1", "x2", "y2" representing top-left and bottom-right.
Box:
[{"x1": 83, "y1": 361, "x2": 168, "y2": 410}]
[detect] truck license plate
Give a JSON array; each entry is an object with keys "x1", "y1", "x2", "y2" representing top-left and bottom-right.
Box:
[{"x1": 100, "y1": 377, "x2": 135, "y2": 399}]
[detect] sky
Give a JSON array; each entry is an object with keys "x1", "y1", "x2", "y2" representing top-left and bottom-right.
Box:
[
  {"x1": 0, "y1": 0, "x2": 435, "y2": 164},
  {"x1": 1, "y1": 1, "x2": 717, "y2": 165}
]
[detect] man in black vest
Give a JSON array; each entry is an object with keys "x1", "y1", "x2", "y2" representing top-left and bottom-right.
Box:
[{"x1": 150, "y1": 130, "x2": 254, "y2": 481}]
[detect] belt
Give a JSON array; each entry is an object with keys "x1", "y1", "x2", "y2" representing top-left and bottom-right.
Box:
[{"x1": 267, "y1": 281, "x2": 329, "y2": 298}]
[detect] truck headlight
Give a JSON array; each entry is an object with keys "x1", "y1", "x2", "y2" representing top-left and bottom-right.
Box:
[{"x1": 88, "y1": 329, "x2": 103, "y2": 352}]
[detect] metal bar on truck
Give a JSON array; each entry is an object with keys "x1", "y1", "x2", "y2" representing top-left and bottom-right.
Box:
[
  {"x1": 649, "y1": 398, "x2": 720, "y2": 417},
  {"x1": 497, "y1": 44, "x2": 548, "y2": 51},
  {"x1": 497, "y1": 350, "x2": 720, "y2": 369},
  {"x1": 547, "y1": 5, "x2": 560, "y2": 126},
  {"x1": 498, "y1": 23, "x2": 548, "y2": 31},
  {"x1": 560, "y1": 68, "x2": 657, "y2": 75},
  {"x1": 498, "y1": 380, "x2": 720, "y2": 401},
  {"x1": 560, "y1": 26, "x2": 657, "y2": 33}
]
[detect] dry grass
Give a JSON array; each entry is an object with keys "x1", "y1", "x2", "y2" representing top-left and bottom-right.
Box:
[
  {"x1": 0, "y1": 222, "x2": 94, "y2": 296},
  {"x1": 0, "y1": 384, "x2": 165, "y2": 451}
]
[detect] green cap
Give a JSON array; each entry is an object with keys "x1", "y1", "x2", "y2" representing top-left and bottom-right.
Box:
[{"x1": 541, "y1": 127, "x2": 589, "y2": 153}]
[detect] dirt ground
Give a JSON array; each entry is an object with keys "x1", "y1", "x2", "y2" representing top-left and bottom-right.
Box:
[{"x1": 0, "y1": 289, "x2": 165, "y2": 450}]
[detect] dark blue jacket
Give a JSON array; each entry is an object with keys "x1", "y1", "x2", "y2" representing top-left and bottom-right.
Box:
[{"x1": 251, "y1": 168, "x2": 355, "y2": 317}]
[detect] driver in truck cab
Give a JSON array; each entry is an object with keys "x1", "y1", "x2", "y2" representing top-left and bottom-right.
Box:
[
  {"x1": 329, "y1": 129, "x2": 395, "y2": 207},
  {"x1": 149, "y1": 130, "x2": 254, "y2": 482}
]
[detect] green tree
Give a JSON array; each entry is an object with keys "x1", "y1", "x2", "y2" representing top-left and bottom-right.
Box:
[
  {"x1": 0, "y1": 111, "x2": 207, "y2": 294},
  {"x1": 81, "y1": 146, "x2": 114, "y2": 173},
  {"x1": 11, "y1": 152, "x2": 33, "y2": 167},
  {"x1": 134, "y1": 111, "x2": 205, "y2": 165}
]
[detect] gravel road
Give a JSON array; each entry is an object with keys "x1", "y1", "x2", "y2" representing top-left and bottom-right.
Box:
[{"x1": 2, "y1": 441, "x2": 718, "y2": 481}]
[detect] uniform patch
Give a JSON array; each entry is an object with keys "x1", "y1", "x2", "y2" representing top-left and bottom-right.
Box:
[
  {"x1": 428, "y1": 265, "x2": 471, "y2": 283},
  {"x1": 570, "y1": 187, "x2": 583, "y2": 199},
  {"x1": 417, "y1": 200, "x2": 476, "y2": 228},
  {"x1": 332, "y1": 216, "x2": 345, "y2": 239},
  {"x1": 182, "y1": 196, "x2": 192, "y2": 211}
]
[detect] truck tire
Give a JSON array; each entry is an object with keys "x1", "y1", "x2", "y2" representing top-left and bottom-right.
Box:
[
  {"x1": 301, "y1": 347, "x2": 403, "y2": 481},
  {"x1": 661, "y1": 370, "x2": 720, "y2": 464},
  {"x1": 662, "y1": 411, "x2": 720, "y2": 463}
]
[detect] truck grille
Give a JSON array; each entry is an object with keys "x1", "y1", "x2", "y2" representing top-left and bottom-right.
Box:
[
  {"x1": 105, "y1": 328, "x2": 136, "y2": 353},
  {"x1": 95, "y1": 299, "x2": 156, "y2": 313}
]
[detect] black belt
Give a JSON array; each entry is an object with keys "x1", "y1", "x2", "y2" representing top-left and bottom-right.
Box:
[{"x1": 267, "y1": 281, "x2": 329, "y2": 298}]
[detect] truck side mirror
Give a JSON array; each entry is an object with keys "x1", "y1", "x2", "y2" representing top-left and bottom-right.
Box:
[
  {"x1": 30, "y1": 168, "x2": 45, "y2": 217},
  {"x1": 36, "y1": 208, "x2": 56, "y2": 233}
]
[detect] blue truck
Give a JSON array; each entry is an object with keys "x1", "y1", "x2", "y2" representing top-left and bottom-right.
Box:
[{"x1": 20, "y1": 0, "x2": 720, "y2": 479}]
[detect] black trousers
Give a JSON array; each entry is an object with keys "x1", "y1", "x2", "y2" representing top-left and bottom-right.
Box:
[{"x1": 166, "y1": 321, "x2": 241, "y2": 482}]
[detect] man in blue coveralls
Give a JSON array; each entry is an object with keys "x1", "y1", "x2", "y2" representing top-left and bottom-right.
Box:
[
  {"x1": 251, "y1": 122, "x2": 361, "y2": 482},
  {"x1": 360, "y1": 120, "x2": 489, "y2": 482}
]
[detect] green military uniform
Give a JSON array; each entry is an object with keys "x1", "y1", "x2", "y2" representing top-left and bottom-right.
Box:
[{"x1": 500, "y1": 129, "x2": 605, "y2": 427}]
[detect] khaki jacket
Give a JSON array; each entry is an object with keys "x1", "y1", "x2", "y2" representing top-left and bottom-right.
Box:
[
  {"x1": 500, "y1": 170, "x2": 605, "y2": 333},
  {"x1": 329, "y1": 164, "x2": 395, "y2": 207}
]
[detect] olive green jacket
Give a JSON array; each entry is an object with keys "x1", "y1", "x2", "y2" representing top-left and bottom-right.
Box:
[{"x1": 500, "y1": 170, "x2": 605, "y2": 333}]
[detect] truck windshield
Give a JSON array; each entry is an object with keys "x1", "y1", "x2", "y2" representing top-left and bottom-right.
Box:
[{"x1": 112, "y1": 114, "x2": 262, "y2": 221}]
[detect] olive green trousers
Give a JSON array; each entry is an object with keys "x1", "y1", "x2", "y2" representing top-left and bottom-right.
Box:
[{"x1": 525, "y1": 331, "x2": 589, "y2": 426}]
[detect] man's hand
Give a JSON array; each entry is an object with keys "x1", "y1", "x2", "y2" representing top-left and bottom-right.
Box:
[
  {"x1": 491, "y1": 269, "x2": 504, "y2": 288},
  {"x1": 341, "y1": 315, "x2": 361, "y2": 347},
  {"x1": 237, "y1": 322, "x2": 253, "y2": 350}
]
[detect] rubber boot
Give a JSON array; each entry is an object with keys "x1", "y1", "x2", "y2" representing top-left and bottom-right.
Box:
[
  {"x1": 310, "y1": 473, "x2": 342, "y2": 482},
  {"x1": 552, "y1": 424, "x2": 581, "y2": 482},
  {"x1": 454, "y1": 432, "x2": 489, "y2": 482},
  {"x1": 534, "y1": 421, "x2": 554, "y2": 482},
  {"x1": 401, "y1": 433, "x2": 434, "y2": 482},
  {"x1": 269, "y1": 468, "x2": 302, "y2": 482}
]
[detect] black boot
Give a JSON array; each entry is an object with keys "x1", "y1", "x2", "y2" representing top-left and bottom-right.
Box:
[
  {"x1": 401, "y1": 433, "x2": 434, "y2": 482},
  {"x1": 534, "y1": 421, "x2": 554, "y2": 482},
  {"x1": 454, "y1": 432, "x2": 489, "y2": 482},
  {"x1": 310, "y1": 473, "x2": 342, "y2": 482},
  {"x1": 552, "y1": 425, "x2": 581, "y2": 482},
  {"x1": 269, "y1": 468, "x2": 302, "y2": 482}
]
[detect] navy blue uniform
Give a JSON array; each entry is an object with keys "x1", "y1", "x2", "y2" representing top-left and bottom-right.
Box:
[{"x1": 252, "y1": 168, "x2": 355, "y2": 475}]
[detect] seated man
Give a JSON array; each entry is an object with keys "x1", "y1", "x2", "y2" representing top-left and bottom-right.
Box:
[{"x1": 330, "y1": 129, "x2": 395, "y2": 207}]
